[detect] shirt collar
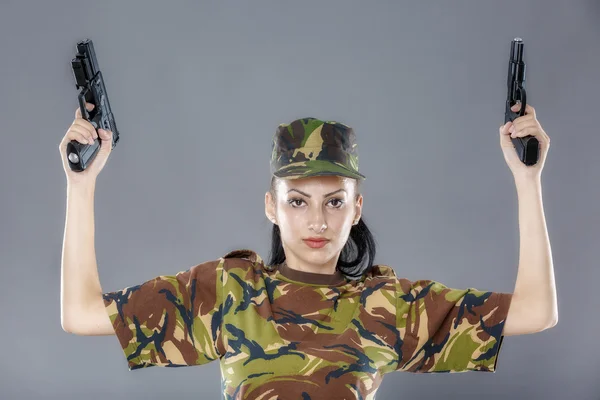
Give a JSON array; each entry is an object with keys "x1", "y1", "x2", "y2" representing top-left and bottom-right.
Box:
[{"x1": 278, "y1": 261, "x2": 347, "y2": 285}]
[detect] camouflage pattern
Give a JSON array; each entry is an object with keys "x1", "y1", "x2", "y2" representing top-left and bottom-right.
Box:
[
  {"x1": 270, "y1": 117, "x2": 367, "y2": 181},
  {"x1": 103, "y1": 249, "x2": 513, "y2": 399}
]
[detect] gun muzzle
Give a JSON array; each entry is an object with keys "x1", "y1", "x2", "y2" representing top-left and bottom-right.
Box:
[{"x1": 509, "y1": 38, "x2": 526, "y2": 83}]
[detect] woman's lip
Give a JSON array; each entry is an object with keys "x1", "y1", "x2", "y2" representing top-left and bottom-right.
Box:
[
  {"x1": 304, "y1": 239, "x2": 329, "y2": 248},
  {"x1": 303, "y1": 239, "x2": 329, "y2": 242}
]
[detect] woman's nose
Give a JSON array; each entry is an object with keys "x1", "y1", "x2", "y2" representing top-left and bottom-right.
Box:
[{"x1": 308, "y1": 213, "x2": 327, "y2": 230}]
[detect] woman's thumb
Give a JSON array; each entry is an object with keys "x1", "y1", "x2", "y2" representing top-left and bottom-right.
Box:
[{"x1": 99, "y1": 129, "x2": 113, "y2": 150}]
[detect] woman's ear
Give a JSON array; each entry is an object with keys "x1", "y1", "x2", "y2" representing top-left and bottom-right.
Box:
[
  {"x1": 353, "y1": 194, "x2": 363, "y2": 225},
  {"x1": 265, "y1": 191, "x2": 277, "y2": 224}
]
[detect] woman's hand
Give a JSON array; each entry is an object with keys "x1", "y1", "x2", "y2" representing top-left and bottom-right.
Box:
[
  {"x1": 499, "y1": 103, "x2": 550, "y2": 181},
  {"x1": 59, "y1": 102, "x2": 113, "y2": 186}
]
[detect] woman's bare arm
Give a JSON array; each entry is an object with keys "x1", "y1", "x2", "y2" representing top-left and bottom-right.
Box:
[{"x1": 60, "y1": 182, "x2": 114, "y2": 336}]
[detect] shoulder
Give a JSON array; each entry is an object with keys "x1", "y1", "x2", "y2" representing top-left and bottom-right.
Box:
[
  {"x1": 362, "y1": 264, "x2": 398, "y2": 283},
  {"x1": 220, "y1": 248, "x2": 265, "y2": 272},
  {"x1": 184, "y1": 248, "x2": 262, "y2": 277}
]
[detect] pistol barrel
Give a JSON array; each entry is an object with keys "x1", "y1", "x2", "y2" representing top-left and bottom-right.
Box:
[{"x1": 510, "y1": 37, "x2": 524, "y2": 62}]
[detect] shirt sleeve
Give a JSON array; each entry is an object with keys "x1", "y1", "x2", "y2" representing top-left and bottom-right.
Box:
[
  {"x1": 395, "y1": 278, "x2": 513, "y2": 373},
  {"x1": 102, "y1": 258, "x2": 224, "y2": 370}
]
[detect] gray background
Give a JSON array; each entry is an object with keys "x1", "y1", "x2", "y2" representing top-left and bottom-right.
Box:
[{"x1": 1, "y1": 0, "x2": 598, "y2": 399}]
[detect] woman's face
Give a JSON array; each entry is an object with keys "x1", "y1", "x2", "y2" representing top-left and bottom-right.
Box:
[{"x1": 265, "y1": 175, "x2": 362, "y2": 268}]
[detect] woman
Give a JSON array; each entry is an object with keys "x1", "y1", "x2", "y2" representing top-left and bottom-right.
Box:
[{"x1": 59, "y1": 103, "x2": 557, "y2": 399}]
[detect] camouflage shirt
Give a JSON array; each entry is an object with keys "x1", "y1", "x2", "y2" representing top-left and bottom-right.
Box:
[{"x1": 102, "y1": 248, "x2": 513, "y2": 399}]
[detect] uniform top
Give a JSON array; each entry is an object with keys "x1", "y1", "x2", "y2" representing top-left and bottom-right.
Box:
[{"x1": 102, "y1": 248, "x2": 513, "y2": 400}]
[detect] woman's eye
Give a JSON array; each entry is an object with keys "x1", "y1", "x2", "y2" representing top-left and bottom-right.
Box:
[
  {"x1": 288, "y1": 198, "x2": 344, "y2": 208},
  {"x1": 329, "y1": 199, "x2": 344, "y2": 207}
]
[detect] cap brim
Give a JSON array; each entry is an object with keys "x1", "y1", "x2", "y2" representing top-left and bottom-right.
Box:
[{"x1": 273, "y1": 160, "x2": 366, "y2": 181}]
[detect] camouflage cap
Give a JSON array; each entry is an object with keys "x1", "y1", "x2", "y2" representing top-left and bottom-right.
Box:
[{"x1": 270, "y1": 117, "x2": 366, "y2": 181}]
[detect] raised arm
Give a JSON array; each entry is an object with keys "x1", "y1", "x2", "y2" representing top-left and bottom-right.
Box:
[
  {"x1": 59, "y1": 103, "x2": 115, "y2": 336},
  {"x1": 60, "y1": 181, "x2": 114, "y2": 336}
]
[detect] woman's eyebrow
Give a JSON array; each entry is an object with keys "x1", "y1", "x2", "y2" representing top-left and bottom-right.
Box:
[{"x1": 287, "y1": 188, "x2": 346, "y2": 198}]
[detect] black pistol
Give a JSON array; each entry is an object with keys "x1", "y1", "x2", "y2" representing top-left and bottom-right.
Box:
[
  {"x1": 68, "y1": 39, "x2": 120, "y2": 172},
  {"x1": 504, "y1": 37, "x2": 539, "y2": 166}
]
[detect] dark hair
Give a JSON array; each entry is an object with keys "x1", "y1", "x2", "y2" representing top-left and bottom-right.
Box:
[{"x1": 266, "y1": 175, "x2": 377, "y2": 280}]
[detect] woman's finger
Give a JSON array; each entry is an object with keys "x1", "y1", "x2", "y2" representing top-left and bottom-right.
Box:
[
  {"x1": 71, "y1": 119, "x2": 98, "y2": 139},
  {"x1": 69, "y1": 125, "x2": 95, "y2": 144},
  {"x1": 74, "y1": 102, "x2": 95, "y2": 119}
]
